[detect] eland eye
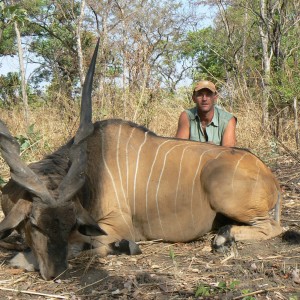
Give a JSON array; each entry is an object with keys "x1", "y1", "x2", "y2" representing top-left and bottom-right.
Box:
[
  {"x1": 29, "y1": 215, "x2": 41, "y2": 231},
  {"x1": 28, "y1": 216, "x2": 47, "y2": 235},
  {"x1": 29, "y1": 215, "x2": 38, "y2": 227}
]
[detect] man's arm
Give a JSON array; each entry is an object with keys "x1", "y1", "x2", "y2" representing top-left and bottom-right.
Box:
[
  {"x1": 221, "y1": 117, "x2": 237, "y2": 147},
  {"x1": 175, "y1": 111, "x2": 190, "y2": 139}
]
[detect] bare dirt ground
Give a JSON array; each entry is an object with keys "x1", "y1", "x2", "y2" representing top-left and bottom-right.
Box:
[{"x1": 0, "y1": 155, "x2": 299, "y2": 300}]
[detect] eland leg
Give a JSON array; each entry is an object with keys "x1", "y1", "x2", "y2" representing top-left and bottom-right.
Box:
[
  {"x1": 69, "y1": 212, "x2": 141, "y2": 257},
  {"x1": 201, "y1": 154, "x2": 283, "y2": 251},
  {"x1": 213, "y1": 218, "x2": 282, "y2": 252},
  {"x1": 211, "y1": 191, "x2": 283, "y2": 252}
]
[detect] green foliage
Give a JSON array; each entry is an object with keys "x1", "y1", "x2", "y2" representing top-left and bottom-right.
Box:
[
  {"x1": 217, "y1": 280, "x2": 240, "y2": 292},
  {"x1": 217, "y1": 281, "x2": 227, "y2": 292},
  {"x1": 0, "y1": 176, "x2": 7, "y2": 187},
  {"x1": 0, "y1": 72, "x2": 44, "y2": 107},
  {"x1": 0, "y1": 72, "x2": 21, "y2": 105},
  {"x1": 106, "y1": 65, "x2": 123, "y2": 78},
  {"x1": 182, "y1": 27, "x2": 227, "y2": 81},
  {"x1": 3, "y1": 5, "x2": 28, "y2": 25},
  {"x1": 195, "y1": 284, "x2": 211, "y2": 297},
  {"x1": 169, "y1": 247, "x2": 176, "y2": 260},
  {"x1": 26, "y1": 1, "x2": 96, "y2": 99},
  {"x1": 241, "y1": 289, "x2": 255, "y2": 300},
  {"x1": 242, "y1": 296, "x2": 256, "y2": 300},
  {"x1": 0, "y1": 2, "x2": 30, "y2": 54},
  {"x1": 17, "y1": 134, "x2": 31, "y2": 152},
  {"x1": 270, "y1": 66, "x2": 300, "y2": 109},
  {"x1": 0, "y1": 26, "x2": 16, "y2": 55},
  {"x1": 269, "y1": 19, "x2": 300, "y2": 109},
  {"x1": 15, "y1": 123, "x2": 41, "y2": 157},
  {"x1": 195, "y1": 280, "x2": 241, "y2": 297},
  {"x1": 1, "y1": 0, "x2": 92, "y2": 100},
  {"x1": 228, "y1": 280, "x2": 240, "y2": 289}
]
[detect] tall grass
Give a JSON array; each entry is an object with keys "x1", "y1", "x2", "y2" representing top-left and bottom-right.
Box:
[{"x1": 0, "y1": 87, "x2": 298, "y2": 180}]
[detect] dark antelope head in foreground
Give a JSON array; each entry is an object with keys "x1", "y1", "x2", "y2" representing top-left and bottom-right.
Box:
[{"x1": 0, "y1": 41, "x2": 106, "y2": 280}]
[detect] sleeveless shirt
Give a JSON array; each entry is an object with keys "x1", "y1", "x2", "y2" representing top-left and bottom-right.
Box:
[{"x1": 185, "y1": 106, "x2": 234, "y2": 145}]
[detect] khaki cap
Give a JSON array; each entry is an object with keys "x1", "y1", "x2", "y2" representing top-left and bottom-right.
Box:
[{"x1": 194, "y1": 80, "x2": 217, "y2": 93}]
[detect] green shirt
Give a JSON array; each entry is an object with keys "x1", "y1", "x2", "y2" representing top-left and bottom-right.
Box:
[{"x1": 185, "y1": 106, "x2": 234, "y2": 145}]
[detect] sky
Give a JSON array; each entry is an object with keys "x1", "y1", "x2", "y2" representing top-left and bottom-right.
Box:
[
  {"x1": 0, "y1": 36, "x2": 38, "y2": 78},
  {"x1": 0, "y1": 54, "x2": 38, "y2": 78}
]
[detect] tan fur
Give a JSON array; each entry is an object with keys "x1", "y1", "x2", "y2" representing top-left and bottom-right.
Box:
[{"x1": 78, "y1": 120, "x2": 282, "y2": 254}]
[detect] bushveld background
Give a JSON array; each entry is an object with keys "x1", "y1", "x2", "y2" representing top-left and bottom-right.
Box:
[{"x1": 0, "y1": 87, "x2": 297, "y2": 175}]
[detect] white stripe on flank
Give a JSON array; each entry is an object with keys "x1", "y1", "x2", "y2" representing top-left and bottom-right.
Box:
[
  {"x1": 190, "y1": 148, "x2": 219, "y2": 228},
  {"x1": 231, "y1": 153, "x2": 248, "y2": 192},
  {"x1": 133, "y1": 131, "x2": 148, "y2": 215},
  {"x1": 155, "y1": 143, "x2": 185, "y2": 239},
  {"x1": 174, "y1": 144, "x2": 194, "y2": 240},
  {"x1": 117, "y1": 125, "x2": 127, "y2": 205},
  {"x1": 250, "y1": 159, "x2": 261, "y2": 203},
  {"x1": 101, "y1": 134, "x2": 135, "y2": 240},
  {"x1": 125, "y1": 127, "x2": 136, "y2": 198},
  {"x1": 145, "y1": 139, "x2": 171, "y2": 236},
  {"x1": 214, "y1": 149, "x2": 231, "y2": 159}
]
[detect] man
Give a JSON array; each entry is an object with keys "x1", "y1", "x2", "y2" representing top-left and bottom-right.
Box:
[{"x1": 175, "y1": 80, "x2": 236, "y2": 147}]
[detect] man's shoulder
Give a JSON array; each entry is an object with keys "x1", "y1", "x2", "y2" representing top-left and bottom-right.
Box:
[
  {"x1": 214, "y1": 105, "x2": 233, "y2": 120},
  {"x1": 185, "y1": 107, "x2": 197, "y2": 120}
]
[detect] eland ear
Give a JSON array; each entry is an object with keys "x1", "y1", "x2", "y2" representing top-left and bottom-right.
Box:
[
  {"x1": 0, "y1": 199, "x2": 31, "y2": 239},
  {"x1": 77, "y1": 220, "x2": 106, "y2": 236},
  {"x1": 75, "y1": 202, "x2": 106, "y2": 236}
]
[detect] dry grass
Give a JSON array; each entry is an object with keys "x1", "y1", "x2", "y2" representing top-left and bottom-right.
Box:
[
  {"x1": 0, "y1": 93, "x2": 298, "y2": 164},
  {"x1": 0, "y1": 89, "x2": 298, "y2": 182}
]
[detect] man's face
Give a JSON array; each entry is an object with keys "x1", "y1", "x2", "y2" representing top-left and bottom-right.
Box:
[{"x1": 193, "y1": 88, "x2": 217, "y2": 113}]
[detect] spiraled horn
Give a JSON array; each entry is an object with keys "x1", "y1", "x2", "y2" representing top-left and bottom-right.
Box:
[{"x1": 57, "y1": 39, "x2": 100, "y2": 202}]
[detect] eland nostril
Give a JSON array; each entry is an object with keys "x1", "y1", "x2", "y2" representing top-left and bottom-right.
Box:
[
  {"x1": 42, "y1": 269, "x2": 67, "y2": 281},
  {"x1": 40, "y1": 262, "x2": 68, "y2": 281},
  {"x1": 41, "y1": 273, "x2": 52, "y2": 281}
]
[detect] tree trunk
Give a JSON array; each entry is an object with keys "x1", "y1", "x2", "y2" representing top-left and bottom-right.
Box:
[
  {"x1": 294, "y1": 97, "x2": 299, "y2": 149},
  {"x1": 76, "y1": 0, "x2": 86, "y2": 89},
  {"x1": 259, "y1": 0, "x2": 272, "y2": 126},
  {"x1": 97, "y1": 1, "x2": 112, "y2": 112},
  {"x1": 241, "y1": 2, "x2": 248, "y2": 70},
  {"x1": 216, "y1": 0, "x2": 240, "y2": 69},
  {"x1": 14, "y1": 21, "x2": 29, "y2": 125},
  {"x1": 117, "y1": 2, "x2": 128, "y2": 119}
]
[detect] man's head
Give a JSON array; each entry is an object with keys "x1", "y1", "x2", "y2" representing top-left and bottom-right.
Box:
[{"x1": 192, "y1": 80, "x2": 218, "y2": 114}]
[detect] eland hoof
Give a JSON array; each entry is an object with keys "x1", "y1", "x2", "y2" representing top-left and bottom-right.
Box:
[
  {"x1": 212, "y1": 225, "x2": 235, "y2": 253},
  {"x1": 110, "y1": 239, "x2": 142, "y2": 255}
]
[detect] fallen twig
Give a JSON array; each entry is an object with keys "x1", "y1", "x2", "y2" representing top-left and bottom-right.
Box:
[
  {"x1": 136, "y1": 239, "x2": 163, "y2": 245},
  {"x1": 233, "y1": 286, "x2": 285, "y2": 300},
  {"x1": 75, "y1": 275, "x2": 110, "y2": 293},
  {"x1": 0, "y1": 287, "x2": 68, "y2": 299},
  {"x1": 220, "y1": 252, "x2": 235, "y2": 264}
]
